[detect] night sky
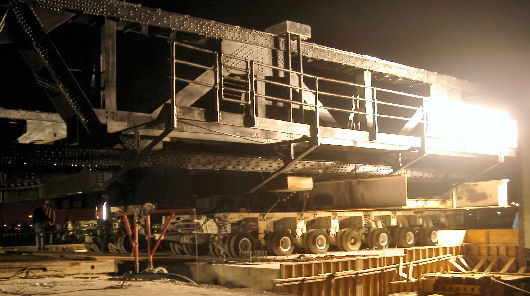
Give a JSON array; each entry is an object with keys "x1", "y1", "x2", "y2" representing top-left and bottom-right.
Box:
[{"x1": 143, "y1": 0, "x2": 529, "y2": 114}]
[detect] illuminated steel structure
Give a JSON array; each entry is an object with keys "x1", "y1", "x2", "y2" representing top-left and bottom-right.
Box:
[
  {"x1": 0, "y1": 0, "x2": 517, "y2": 199},
  {"x1": 0, "y1": 0, "x2": 519, "y2": 256}
]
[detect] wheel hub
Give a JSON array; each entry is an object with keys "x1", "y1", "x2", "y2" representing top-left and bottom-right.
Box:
[
  {"x1": 238, "y1": 237, "x2": 252, "y2": 252},
  {"x1": 279, "y1": 236, "x2": 291, "y2": 251},
  {"x1": 378, "y1": 233, "x2": 388, "y2": 246},
  {"x1": 315, "y1": 234, "x2": 327, "y2": 249},
  {"x1": 405, "y1": 231, "x2": 414, "y2": 244}
]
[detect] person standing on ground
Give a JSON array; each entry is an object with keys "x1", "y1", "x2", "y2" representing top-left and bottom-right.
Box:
[{"x1": 33, "y1": 202, "x2": 50, "y2": 251}]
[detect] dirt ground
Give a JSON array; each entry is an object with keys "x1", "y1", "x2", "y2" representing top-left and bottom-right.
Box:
[{"x1": 0, "y1": 275, "x2": 288, "y2": 296}]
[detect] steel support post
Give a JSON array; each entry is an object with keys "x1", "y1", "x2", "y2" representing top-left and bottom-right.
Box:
[
  {"x1": 134, "y1": 214, "x2": 139, "y2": 273},
  {"x1": 146, "y1": 213, "x2": 152, "y2": 269},
  {"x1": 172, "y1": 43, "x2": 177, "y2": 128},
  {"x1": 420, "y1": 97, "x2": 428, "y2": 154},
  {"x1": 296, "y1": 34, "x2": 304, "y2": 122},
  {"x1": 247, "y1": 60, "x2": 257, "y2": 127},
  {"x1": 285, "y1": 33, "x2": 293, "y2": 122},
  {"x1": 370, "y1": 88, "x2": 379, "y2": 141},
  {"x1": 312, "y1": 77, "x2": 320, "y2": 146},
  {"x1": 214, "y1": 52, "x2": 222, "y2": 122},
  {"x1": 101, "y1": 19, "x2": 117, "y2": 111}
]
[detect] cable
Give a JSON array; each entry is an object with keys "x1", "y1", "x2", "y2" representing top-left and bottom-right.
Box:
[
  {"x1": 0, "y1": 8, "x2": 7, "y2": 33},
  {"x1": 0, "y1": 266, "x2": 30, "y2": 280},
  {"x1": 177, "y1": 119, "x2": 268, "y2": 144},
  {"x1": 489, "y1": 276, "x2": 530, "y2": 295}
]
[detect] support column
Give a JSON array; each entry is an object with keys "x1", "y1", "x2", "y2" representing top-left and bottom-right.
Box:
[
  {"x1": 518, "y1": 118, "x2": 530, "y2": 263},
  {"x1": 354, "y1": 71, "x2": 373, "y2": 136},
  {"x1": 101, "y1": 20, "x2": 117, "y2": 111}
]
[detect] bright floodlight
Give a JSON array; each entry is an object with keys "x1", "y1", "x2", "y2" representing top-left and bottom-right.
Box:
[{"x1": 426, "y1": 100, "x2": 518, "y2": 151}]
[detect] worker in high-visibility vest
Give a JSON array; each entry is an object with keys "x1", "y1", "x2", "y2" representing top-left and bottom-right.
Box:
[{"x1": 95, "y1": 194, "x2": 111, "y2": 253}]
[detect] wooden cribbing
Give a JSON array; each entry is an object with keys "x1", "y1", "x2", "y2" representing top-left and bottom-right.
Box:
[{"x1": 275, "y1": 246, "x2": 464, "y2": 296}]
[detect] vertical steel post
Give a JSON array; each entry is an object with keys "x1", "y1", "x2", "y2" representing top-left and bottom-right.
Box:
[
  {"x1": 249, "y1": 61, "x2": 256, "y2": 127},
  {"x1": 296, "y1": 35, "x2": 304, "y2": 122},
  {"x1": 421, "y1": 97, "x2": 428, "y2": 154},
  {"x1": 369, "y1": 88, "x2": 378, "y2": 141},
  {"x1": 286, "y1": 33, "x2": 293, "y2": 122},
  {"x1": 172, "y1": 43, "x2": 177, "y2": 128},
  {"x1": 214, "y1": 52, "x2": 221, "y2": 122},
  {"x1": 146, "y1": 213, "x2": 152, "y2": 269},
  {"x1": 312, "y1": 77, "x2": 320, "y2": 146},
  {"x1": 193, "y1": 209, "x2": 199, "y2": 282},
  {"x1": 101, "y1": 20, "x2": 117, "y2": 111},
  {"x1": 134, "y1": 215, "x2": 139, "y2": 273}
]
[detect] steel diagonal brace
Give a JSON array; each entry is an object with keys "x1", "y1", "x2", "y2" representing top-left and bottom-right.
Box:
[
  {"x1": 10, "y1": 1, "x2": 108, "y2": 142},
  {"x1": 249, "y1": 144, "x2": 318, "y2": 193},
  {"x1": 390, "y1": 153, "x2": 429, "y2": 176}
]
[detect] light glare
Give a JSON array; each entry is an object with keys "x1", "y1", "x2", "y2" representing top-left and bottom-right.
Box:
[{"x1": 426, "y1": 100, "x2": 517, "y2": 149}]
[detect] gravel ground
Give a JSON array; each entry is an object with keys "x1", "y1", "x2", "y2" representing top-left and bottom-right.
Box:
[{"x1": 0, "y1": 275, "x2": 289, "y2": 296}]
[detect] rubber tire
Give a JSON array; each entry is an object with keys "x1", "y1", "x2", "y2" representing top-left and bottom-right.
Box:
[
  {"x1": 306, "y1": 229, "x2": 330, "y2": 254},
  {"x1": 388, "y1": 227, "x2": 399, "y2": 247},
  {"x1": 397, "y1": 227, "x2": 416, "y2": 248},
  {"x1": 269, "y1": 231, "x2": 295, "y2": 256},
  {"x1": 302, "y1": 230, "x2": 315, "y2": 253},
  {"x1": 335, "y1": 229, "x2": 348, "y2": 250},
  {"x1": 182, "y1": 243, "x2": 193, "y2": 256},
  {"x1": 265, "y1": 233, "x2": 274, "y2": 256},
  {"x1": 208, "y1": 239, "x2": 221, "y2": 257},
  {"x1": 420, "y1": 226, "x2": 438, "y2": 246},
  {"x1": 340, "y1": 229, "x2": 362, "y2": 251},
  {"x1": 225, "y1": 234, "x2": 237, "y2": 258},
  {"x1": 229, "y1": 233, "x2": 254, "y2": 257},
  {"x1": 369, "y1": 228, "x2": 390, "y2": 249}
]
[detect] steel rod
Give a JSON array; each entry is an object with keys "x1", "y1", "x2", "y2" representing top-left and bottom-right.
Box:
[
  {"x1": 173, "y1": 58, "x2": 214, "y2": 71},
  {"x1": 173, "y1": 41, "x2": 216, "y2": 54},
  {"x1": 174, "y1": 76, "x2": 215, "y2": 88}
]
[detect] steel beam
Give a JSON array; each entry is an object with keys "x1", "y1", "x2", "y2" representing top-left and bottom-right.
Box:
[
  {"x1": 0, "y1": 143, "x2": 455, "y2": 180},
  {"x1": 101, "y1": 19, "x2": 117, "y2": 110},
  {"x1": 0, "y1": 108, "x2": 63, "y2": 122},
  {"x1": 32, "y1": 0, "x2": 477, "y2": 91}
]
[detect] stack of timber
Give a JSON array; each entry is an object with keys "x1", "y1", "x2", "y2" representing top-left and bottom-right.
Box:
[
  {"x1": 464, "y1": 229, "x2": 527, "y2": 273},
  {"x1": 273, "y1": 245, "x2": 464, "y2": 296},
  {"x1": 419, "y1": 273, "x2": 530, "y2": 296}
]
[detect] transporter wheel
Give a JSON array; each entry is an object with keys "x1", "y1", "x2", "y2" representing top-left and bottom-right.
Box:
[
  {"x1": 224, "y1": 234, "x2": 238, "y2": 257},
  {"x1": 396, "y1": 228, "x2": 416, "y2": 248},
  {"x1": 340, "y1": 229, "x2": 362, "y2": 251},
  {"x1": 183, "y1": 243, "x2": 209, "y2": 256},
  {"x1": 369, "y1": 228, "x2": 389, "y2": 249},
  {"x1": 306, "y1": 229, "x2": 330, "y2": 254},
  {"x1": 334, "y1": 229, "x2": 348, "y2": 250},
  {"x1": 265, "y1": 233, "x2": 274, "y2": 256},
  {"x1": 169, "y1": 241, "x2": 183, "y2": 255},
  {"x1": 269, "y1": 231, "x2": 295, "y2": 256},
  {"x1": 229, "y1": 233, "x2": 254, "y2": 257},
  {"x1": 208, "y1": 239, "x2": 222, "y2": 257},
  {"x1": 182, "y1": 243, "x2": 193, "y2": 256},
  {"x1": 420, "y1": 226, "x2": 438, "y2": 246},
  {"x1": 388, "y1": 227, "x2": 399, "y2": 247}
]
